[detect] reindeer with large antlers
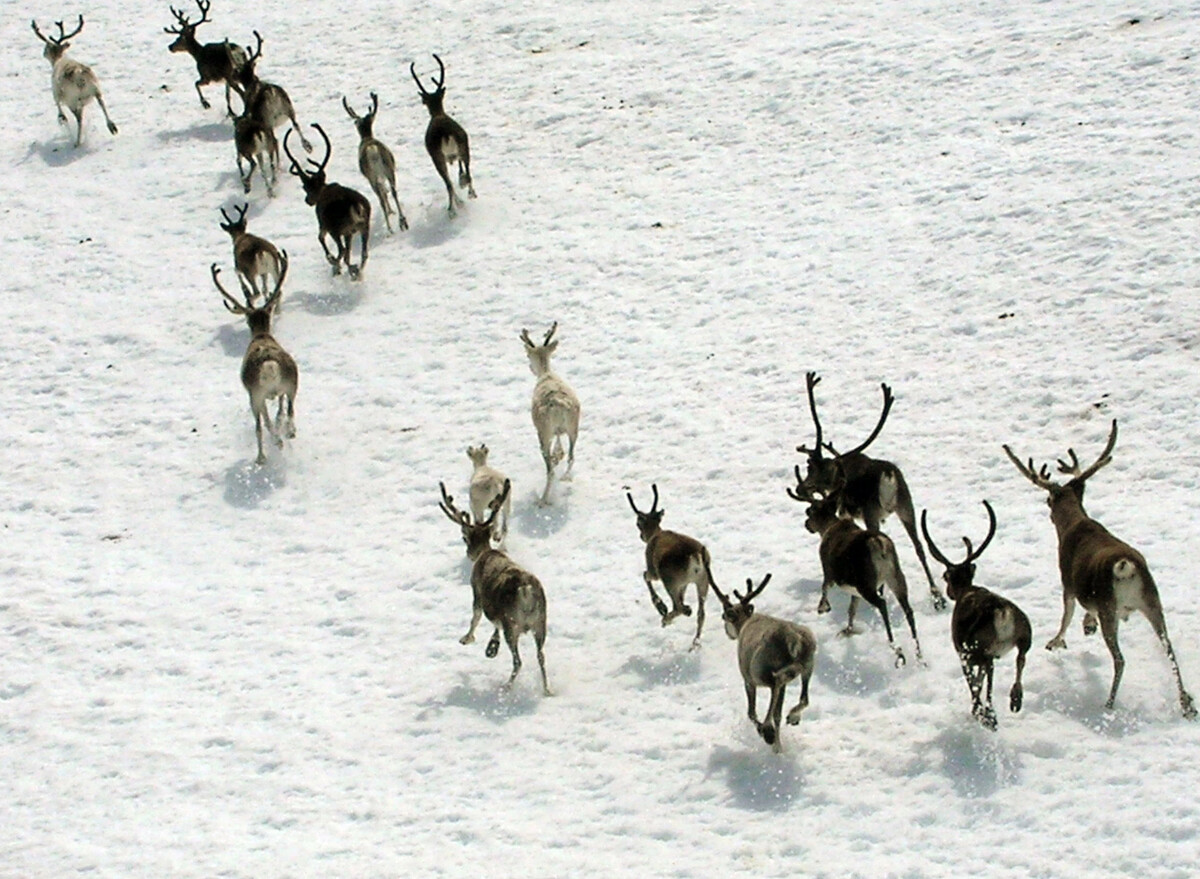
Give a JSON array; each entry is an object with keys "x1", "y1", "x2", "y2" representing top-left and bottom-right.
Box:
[
  {"x1": 218, "y1": 203, "x2": 284, "y2": 306},
  {"x1": 439, "y1": 480, "x2": 550, "y2": 695},
  {"x1": 164, "y1": 0, "x2": 246, "y2": 116},
  {"x1": 627, "y1": 485, "x2": 715, "y2": 649},
  {"x1": 32, "y1": 16, "x2": 118, "y2": 148},
  {"x1": 521, "y1": 323, "x2": 580, "y2": 505},
  {"x1": 235, "y1": 31, "x2": 311, "y2": 153},
  {"x1": 921, "y1": 501, "x2": 1032, "y2": 729},
  {"x1": 711, "y1": 574, "x2": 817, "y2": 753},
  {"x1": 285, "y1": 125, "x2": 371, "y2": 280},
  {"x1": 790, "y1": 472, "x2": 921, "y2": 667},
  {"x1": 212, "y1": 253, "x2": 296, "y2": 466},
  {"x1": 1004, "y1": 420, "x2": 1195, "y2": 718},
  {"x1": 411, "y1": 54, "x2": 475, "y2": 216},
  {"x1": 796, "y1": 372, "x2": 945, "y2": 610},
  {"x1": 343, "y1": 92, "x2": 406, "y2": 233}
]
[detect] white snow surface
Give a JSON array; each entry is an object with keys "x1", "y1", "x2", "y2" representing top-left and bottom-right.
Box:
[{"x1": 5, "y1": 1, "x2": 1200, "y2": 876}]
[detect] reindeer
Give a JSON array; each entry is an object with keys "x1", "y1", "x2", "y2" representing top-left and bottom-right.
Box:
[
  {"x1": 521, "y1": 323, "x2": 580, "y2": 505},
  {"x1": 626, "y1": 484, "x2": 715, "y2": 649},
  {"x1": 164, "y1": 0, "x2": 246, "y2": 116},
  {"x1": 31, "y1": 16, "x2": 118, "y2": 148},
  {"x1": 921, "y1": 501, "x2": 1032, "y2": 729},
  {"x1": 790, "y1": 472, "x2": 921, "y2": 667},
  {"x1": 466, "y1": 444, "x2": 510, "y2": 545},
  {"x1": 211, "y1": 253, "x2": 297, "y2": 466},
  {"x1": 235, "y1": 31, "x2": 311, "y2": 152},
  {"x1": 343, "y1": 92, "x2": 407, "y2": 233},
  {"x1": 218, "y1": 203, "x2": 284, "y2": 306},
  {"x1": 232, "y1": 104, "x2": 278, "y2": 197},
  {"x1": 411, "y1": 54, "x2": 476, "y2": 216},
  {"x1": 1004, "y1": 420, "x2": 1196, "y2": 718},
  {"x1": 284, "y1": 124, "x2": 371, "y2": 280},
  {"x1": 711, "y1": 574, "x2": 817, "y2": 753},
  {"x1": 438, "y1": 480, "x2": 550, "y2": 695},
  {"x1": 796, "y1": 372, "x2": 945, "y2": 610}
]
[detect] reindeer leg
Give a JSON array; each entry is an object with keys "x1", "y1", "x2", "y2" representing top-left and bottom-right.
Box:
[
  {"x1": 980, "y1": 660, "x2": 998, "y2": 730},
  {"x1": 55, "y1": 97, "x2": 67, "y2": 124},
  {"x1": 94, "y1": 92, "x2": 118, "y2": 135},
  {"x1": 744, "y1": 682, "x2": 759, "y2": 725},
  {"x1": 433, "y1": 154, "x2": 461, "y2": 217},
  {"x1": 458, "y1": 139, "x2": 476, "y2": 198},
  {"x1": 838, "y1": 594, "x2": 860, "y2": 637},
  {"x1": 391, "y1": 180, "x2": 408, "y2": 231},
  {"x1": 459, "y1": 604, "x2": 482, "y2": 645},
  {"x1": 1097, "y1": 610, "x2": 1124, "y2": 710},
  {"x1": 761, "y1": 683, "x2": 786, "y2": 752},
  {"x1": 1047, "y1": 594, "x2": 1076, "y2": 650},
  {"x1": 486, "y1": 627, "x2": 501, "y2": 658},
  {"x1": 817, "y1": 577, "x2": 832, "y2": 614},
  {"x1": 284, "y1": 393, "x2": 296, "y2": 438},
  {"x1": 317, "y1": 230, "x2": 340, "y2": 274},
  {"x1": 643, "y1": 573, "x2": 670, "y2": 619},
  {"x1": 273, "y1": 397, "x2": 286, "y2": 448},
  {"x1": 196, "y1": 79, "x2": 212, "y2": 110},
  {"x1": 865, "y1": 590, "x2": 904, "y2": 667},
  {"x1": 786, "y1": 670, "x2": 811, "y2": 725},
  {"x1": 354, "y1": 228, "x2": 369, "y2": 279},
  {"x1": 889, "y1": 565, "x2": 922, "y2": 661},
  {"x1": 1010, "y1": 645, "x2": 1027, "y2": 713},
  {"x1": 538, "y1": 442, "x2": 555, "y2": 506},
  {"x1": 71, "y1": 107, "x2": 84, "y2": 148},
  {"x1": 374, "y1": 183, "x2": 393, "y2": 233},
  {"x1": 690, "y1": 581, "x2": 707, "y2": 650},
  {"x1": 251, "y1": 401, "x2": 267, "y2": 465},
  {"x1": 1144, "y1": 600, "x2": 1197, "y2": 719},
  {"x1": 237, "y1": 155, "x2": 254, "y2": 193},
  {"x1": 534, "y1": 621, "x2": 551, "y2": 696},
  {"x1": 501, "y1": 624, "x2": 522, "y2": 687}
]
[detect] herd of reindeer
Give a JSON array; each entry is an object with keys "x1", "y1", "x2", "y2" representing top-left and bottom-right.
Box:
[{"x1": 33, "y1": 5, "x2": 1198, "y2": 753}]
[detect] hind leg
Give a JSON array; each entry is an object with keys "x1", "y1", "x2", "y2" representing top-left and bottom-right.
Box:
[
  {"x1": 95, "y1": 92, "x2": 118, "y2": 135},
  {"x1": 1097, "y1": 610, "x2": 1124, "y2": 709},
  {"x1": 534, "y1": 623, "x2": 550, "y2": 696},
  {"x1": 786, "y1": 670, "x2": 811, "y2": 725},
  {"x1": 1144, "y1": 601, "x2": 1197, "y2": 719},
  {"x1": 1046, "y1": 593, "x2": 1077, "y2": 650},
  {"x1": 501, "y1": 625, "x2": 523, "y2": 688}
]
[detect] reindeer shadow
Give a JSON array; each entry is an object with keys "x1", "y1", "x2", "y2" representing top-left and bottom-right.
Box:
[
  {"x1": 156, "y1": 122, "x2": 232, "y2": 144},
  {"x1": 617, "y1": 649, "x2": 701, "y2": 687},
  {"x1": 214, "y1": 324, "x2": 250, "y2": 357},
  {"x1": 513, "y1": 495, "x2": 570, "y2": 538},
  {"x1": 406, "y1": 208, "x2": 468, "y2": 249},
  {"x1": 920, "y1": 726, "x2": 1022, "y2": 798},
  {"x1": 222, "y1": 458, "x2": 285, "y2": 508},
  {"x1": 706, "y1": 745, "x2": 808, "y2": 812},
  {"x1": 23, "y1": 138, "x2": 91, "y2": 167},
  {"x1": 439, "y1": 673, "x2": 542, "y2": 721},
  {"x1": 811, "y1": 632, "x2": 895, "y2": 697},
  {"x1": 291, "y1": 286, "x2": 365, "y2": 316},
  {"x1": 785, "y1": 576, "x2": 822, "y2": 606}
]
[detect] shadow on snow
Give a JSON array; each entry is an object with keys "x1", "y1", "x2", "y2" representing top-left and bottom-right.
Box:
[{"x1": 706, "y1": 745, "x2": 807, "y2": 812}]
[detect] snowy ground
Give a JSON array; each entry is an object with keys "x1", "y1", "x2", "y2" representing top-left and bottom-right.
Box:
[{"x1": 4, "y1": 1, "x2": 1200, "y2": 876}]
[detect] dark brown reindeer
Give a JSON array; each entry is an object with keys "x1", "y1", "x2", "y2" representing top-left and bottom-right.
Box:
[
  {"x1": 627, "y1": 485, "x2": 715, "y2": 650},
  {"x1": 164, "y1": 0, "x2": 246, "y2": 116},
  {"x1": 211, "y1": 252, "x2": 297, "y2": 466},
  {"x1": 32, "y1": 16, "x2": 118, "y2": 148},
  {"x1": 1004, "y1": 420, "x2": 1195, "y2": 718},
  {"x1": 439, "y1": 480, "x2": 550, "y2": 695},
  {"x1": 218, "y1": 203, "x2": 284, "y2": 305},
  {"x1": 796, "y1": 372, "x2": 945, "y2": 610},
  {"x1": 411, "y1": 54, "x2": 476, "y2": 216},
  {"x1": 789, "y1": 473, "x2": 922, "y2": 667},
  {"x1": 711, "y1": 574, "x2": 817, "y2": 753},
  {"x1": 921, "y1": 501, "x2": 1032, "y2": 730},
  {"x1": 343, "y1": 92, "x2": 407, "y2": 232},
  {"x1": 235, "y1": 31, "x2": 311, "y2": 153},
  {"x1": 284, "y1": 124, "x2": 371, "y2": 280}
]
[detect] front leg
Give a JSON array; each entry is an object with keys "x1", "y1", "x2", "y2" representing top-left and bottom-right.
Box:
[
  {"x1": 195, "y1": 80, "x2": 211, "y2": 110},
  {"x1": 460, "y1": 604, "x2": 483, "y2": 645},
  {"x1": 1046, "y1": 594, "x2": 1076, "y2": 650},
  {"x1": 744, "y1": 681, "x2": 759, "y2": 725},
  {"x1": 55, "y1": 99, "x2": 66, "y2": 124},
  {"x1": 817, "y1": 578, "x2": 832, "y2": 614},
  {"x1": 317, "y1": 230, "x2": 341, "y2": 274}
]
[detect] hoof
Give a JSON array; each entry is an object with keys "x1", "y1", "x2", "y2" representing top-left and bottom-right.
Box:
[
  {"x1": 894, "y1": 649, "x2": 907, "y2": 668},
  {"x1": 459, "y1": 634, "x2": 475, "y2": 645},
  {"x1": 931, "y1": 593, "x2": 948, "y2": 612},
  {"x1": 758, "y1": 722, "x2": 777, "y2": 746},
  {"x1": 485, "y1": 634, "x2": 500, "y2": 658},
  {"x1": 1046, "y1": 637, "x2": 1067, "y2": 651},
  {"x1": 1083, "y1": 615, "x2": 1098, "y2": 636},
  {"x1": 817, "y1": 599, "x2": 831, "y2": 614},
  {"x1": 1182, "y1": 694, "x2": 1197, "y2": 720}
]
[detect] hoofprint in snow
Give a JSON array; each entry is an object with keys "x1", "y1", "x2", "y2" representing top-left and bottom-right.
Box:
[{"x1": 4, "y1": 2, "x2": 1200, "y2": 877}]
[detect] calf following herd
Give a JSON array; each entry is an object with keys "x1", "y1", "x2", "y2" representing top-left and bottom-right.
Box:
[{"x1": 31, "y1": 8, "x2": 1197, "y2": 753}]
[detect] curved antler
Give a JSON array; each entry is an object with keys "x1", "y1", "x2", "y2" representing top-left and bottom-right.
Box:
[
  {"x1": 796, "y1": 371, "x2": 824, "y2": 455},
  {"x1": 432, "y1": 53, "x2": 446, "y2": 89},
  {"x1": 837, "y1": 382, "x2": 894, "y2": 459},
  {"x1": 921, "y1": 500, "x2": 997, "y2": 568},
  {"x1": 369, "y1": 92, "x2": 379, "y2": 117},
  {"x1": 308, "y1": 123, "x2": 332, "y2": 173},
  {"x1": 482, "y1": 479, "x2": 512, "y2": 527},
  {"x1": 919, "y1": 509, "x2": 954, "y2": 567},
  {"x1": 1002, "y1": 443, "x2": 1059, "y2": 491},
  {"x1": 1056, "y1": 419, "x2": 1118, "y2": 484},
  {"x1": 342, "y1": 96, "x2": 359, "y2": 121},
  {"x1": 211, "y1": 263, "x2": 248, "y2": 314},
  {"x1": 626, "y1": 484, "x2": 659, "y2": 515},
  {"x1": 410, "y1": 61, "x2": 429, "y2": 95},
  {"x1": 262, "y1": 250, "x2": 289, "y2": 311},
  {"x1": 282, "y1": 127, "x2": 305, "y2": 176},
  {"x1": 962, "y1": 499, "x2": 997, "y2": 562},
  {"x1": 438, "y1": 482, "x2": 471, "y2": 525},
  {"x1": 734, "y1": 573, "x2": 772, "y2": 605}
]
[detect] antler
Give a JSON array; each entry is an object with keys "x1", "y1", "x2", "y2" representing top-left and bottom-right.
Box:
[
  {"x1": 342, "y1": 96, "x2": 360, "y2": 121},
  {"x1": 734, "y1": 573, "x2": 772, "y2": 605},
  {"x1": 309, "y1": 123, "x2": 332, "y2": 173},
  {"x1": 438, "y1": 482, "x2": 471, "y2": 525},
  {"x1": 921, "y1": 500, "x2": 996, "y2": 568},
  {"x1": 165, "y1": 0, "x2": 208, "y2": 33},
  {"x1": 410, "y1": 61, "x2": 429, "y2": 95},
  {"x1": 219, "y1": 203, "x2": 249, "y2": 226},
  {"x1": 34, "y1": 15, "x2": 83, "y2": 45},
  {"x1": 482, "y1": 479, "x2": 512, "y2": 527},
  {"x1": 369, "y1": 92, "x2": 379, "y2": 118},
  {"x1": 245, "y1": 30, "x2": 264, "y2": 68},
  {"x1": 785, "y1": 465, "x2": 818, "y2": 503},
  {"x1": 838, "y1": 382, "x2": 894, "y2": 459},
  {"x1": 542, "y1": 322, "x2": 559, "y2": 346},
  {"x1": 211, "y1": 263, "x2": 249, "y2": 314},
  {"x1": 283, "y1": 128, "x2": 305, "y2": 176},
  {"x1": 795, "y1": 371, "x2": 824, "y2": 455},
  {"x1": 262, "y1": 250, "x2": 289, "y2": 311},
  {"x1": 432, "y1": 54, "x2": 447, "y2": 89},
  {"x1": 1002, "y1": 444, "x2": 1059, "y2": 491},
  {"x1": 626, "y1": 484, "x2": 659, "y2": 515},
  {"x1": 1055, "y1": 419, "x2": 1118, "y2": 484}
]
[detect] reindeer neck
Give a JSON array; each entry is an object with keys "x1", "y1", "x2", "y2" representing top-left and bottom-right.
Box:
[{"x1": 1048, "y1": 490, "x2": 1090, "y2": 538}]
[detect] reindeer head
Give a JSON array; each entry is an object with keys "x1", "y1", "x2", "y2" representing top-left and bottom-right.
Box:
[
  {"x1": 439, "y1": 479, "x2": 510, "y2": 559},
  {"x1": 466, "y1": 444, "x2": 489, "y2": 468},
  {"x1": 343, "y1": 92, "x2": 379, "y2": 140},
  {"x1": 218, "y1": 203, "x2": 248, "y2": 238},
  {"x1": 520, "y1": 323, "x2": 560, "y2": 378},
  {"x1": 211, "y1": 251, "x2": 288, "y2": 333},
  {"x1": 920, "y1": 501, "x2": 996, "y2": 601},
  {"x1": 626, "y1": 484, "x2": 665, "y2": 543},
  {"x1": 1003, "y1": 419, "x2": 1118, "y2": 524},
  {"x1": 711, "y1": 574, "x2": 772, "y2": 639},
  {"x1": 786, "y1": 465, "x2": 843, "y2": 535},
  {"x1": 163, "y1": 0, "x2": 209, "y2": 52},
  {"x1": 796, "y1": 372, "x2": 894, "y2": 493},
  {"x1": 410, "y1": 54, "x2": 448, "y2": 116},
  {"x1": 32, "y1": 16, "x2": 83, "y2": 64},
  {"x1": 285, "y1": 124, "x2": 331, "y2": 205}
]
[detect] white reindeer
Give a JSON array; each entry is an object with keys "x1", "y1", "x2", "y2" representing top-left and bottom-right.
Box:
[
  {"x1": 31, "y1": 16, "x2": 118, "y2": 148},
  {"x1": 521, "y1": 323, "x2": 580, "y2": 505},
  {"x1": 467, "y1": 444, "x2": 510, "y2": 545}
]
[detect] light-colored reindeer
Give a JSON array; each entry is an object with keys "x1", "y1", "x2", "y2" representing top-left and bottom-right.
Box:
[
  {"x1": 31, "y1": 16, "x2": 118, "y2": 148},
  {"x1": 521, "y1": 323, "x2": 580, "y2": 505},
  {"x1": 466, "y1": 444, "x2": 510, "y2": 545},
  {"x1": 343, "y1": 92, "x2": 407, "y2": 233}
]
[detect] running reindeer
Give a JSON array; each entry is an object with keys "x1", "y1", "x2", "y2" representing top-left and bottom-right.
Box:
[
  {"x1": 411, "y1": 54, "x2": 475, "y2": 216},
  {"x1": 284, "y1": 124, "x2": 371, "y2": 279},
  {"x1": 712, "y1": 573, "x2": 817, "y2": 753},
  {"x1": 921, "y1": 501, "x2": 1031, "y2": 729},
  {"x1": 789, "y1": 471, "x2": 922, "y2": 667},
  {"x1": 211, "y1": 252, "x2": 297, "y2": 466},
  {"x1": 235, "y1": 31, "x2": 311, "y2": 152},
  {"x1": 521, "y1": 323, "x2": 580, "y2": 505},
  {"x1": 343, "y1": 92, "x2": 407, "y2": 232},
  {"x1": 232, "y1": 100, "x2": 278, "y2": 196},
  {"x1": 466, "y1": 444, "x2": 510, "y2": 546},
  {"x1": 218, "y1": 204, "x2": 284, "y2": 305},
  {"x1": 1004, "y1": 420, "x2": 1196, "y2": 718},
  {"x1": 439, "y1": 480, "x2": 550, "y2": 695},
  {"x1": 795, "y1": 372, "x2": 945, "y2": 610},
  {"x1": 164, "y1": 0, "x2": 246, "y2": 116},
  {"x1": 31, "y1": 16, "x2": 118, "y2": 148},
  {"x1": 627, "y1": 485, "x2": 715, "y2": 650}
]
